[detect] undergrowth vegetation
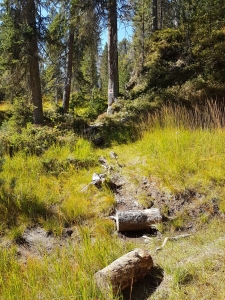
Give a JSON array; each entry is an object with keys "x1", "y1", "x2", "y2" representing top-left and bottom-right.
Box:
[
  {"x1": 113, "y1": 102, "x2": 225, "y2": 202},
  {"x1": 127, "y1": 27, "x2": 225, "y2": 105},
  {"x1": 0, "y1": 101, "x2": 225, "y2": 299},
  {"x1": 0, "y1": 232, "x2": 134, "y2": 300}
]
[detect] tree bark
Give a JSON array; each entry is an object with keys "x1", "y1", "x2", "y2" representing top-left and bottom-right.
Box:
[
  {"x1": 24, "y1": 0, "x2": 43, "y2": 124},
  {"x1": 173, "y1": 0, "x2": 181, "y2": 28},
  {"x1": 94, "y1": 248, "x2": 153, "y2": 296},
  {"x1": 62, "y1": 27, "x2": 75, "y2": 113},
  {"x1": 116, "y1": 208, "x2": 162, "y2": 232},
  {"x1": 107, "y1": 0, "x2": 119, "y2": 114},
  {"x1": 141, "y1": 4, "x2": 145, "y2": 68},
  {"x1": 152, "y1": 0, "x2": 158, "y2": 32}
]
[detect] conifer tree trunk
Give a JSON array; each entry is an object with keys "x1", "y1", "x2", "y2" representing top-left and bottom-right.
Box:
[
  {"x1": 62, "y1": 28, "x2": 75, "y2": 113},
  {"x1": 141, "y1": 1, "x2": 145, "y2": 68},
  {"x1": 159, "y1": 0, "x2": 163, "y2": 29},
  {"x1": 24, "y1": 0, "x2": 43, "y2": 124},
  {"x1": 152, "y1": 0, "x2": 158, "y2": 31},
  {"x1": 173, "y1": 0, "x2": 180, "y2": 28},
  {"x1": 107, "y1": 0, "x2": 119, "y2": 114}
]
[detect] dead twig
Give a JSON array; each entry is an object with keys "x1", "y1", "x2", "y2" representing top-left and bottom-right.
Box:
[{"x1": 155, "y1": 234, "x2": 192, "y2": 253}]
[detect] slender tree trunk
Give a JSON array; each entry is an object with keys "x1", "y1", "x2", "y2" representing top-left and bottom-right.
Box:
[
  {"x1": 24, "y1": 0, "x2": 43, "y2": 124},
  {"x1": 62, "y1": 28, "x2": 75, "y2": 113},
  {"x1": 159, "y1": 0, "x2": 163, "y2": 29},
  {"x1": 152, "y1": 0, "x2": 158, "y2": 31},
  {"x1": 173, "y1": 0, "x2": 180, "y2": 28},
  {"x1": 186, "y1": 1, "x2": 192, "y2": 57},
  {"x1": 141, "y1": 1, "x2": 145, "y2": 68},
  {"x1": 107, "y1": 0, "x2": 119, "y2": 114}
]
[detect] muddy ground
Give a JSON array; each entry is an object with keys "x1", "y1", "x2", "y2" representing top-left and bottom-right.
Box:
[
  {"x1": 1, "y1": 157, "x2": 223, "y2": 299},
  {"x1": 10, "y1": 157, "x2": 222, "y2": 262}
]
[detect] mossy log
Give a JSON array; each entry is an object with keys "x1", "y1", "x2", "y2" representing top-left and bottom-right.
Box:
[
  {"x1": 116, "y1": 208, "x2": 162, "y2": 232},
  {"x1": 94, "y1": 248, "x2": 153, "y2": 296}
]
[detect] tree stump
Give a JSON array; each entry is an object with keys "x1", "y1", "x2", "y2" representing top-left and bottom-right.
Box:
[
  {"x1": 94, "y1": 248, "x2": 153, "y2": 296},
  {"x1": 116, "y1": 208, "x2": 162, "y2": 232}
]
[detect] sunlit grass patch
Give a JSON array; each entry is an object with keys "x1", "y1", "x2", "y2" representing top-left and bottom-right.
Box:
[
  {"x1": 91, "y1": 187, "x2": 116, "y2": 216},
  {"x1": 41, "y1": 138, "x2": 98, "y2": 173},
  {"x1": 1, "y1": 102, "x2": 225, "y2": 299},
  {"x1": 0, "y1": 228, "x2": 134, "y2": 300},
  {"x1": 0, "y1": 144, "x2": 99, "y2": 230},
  {"x1": 59, "y1": 170, "x2": 116, "y2": 225},
  {"x1": 112, "y1": 127, "x2": 225, "y2": 193},
  {"x1": 150, "y1": 219, "x2": 225, "y2": 300},
  {"x1": 0, "y1": 101, "x2": 11, "y2": 112}
]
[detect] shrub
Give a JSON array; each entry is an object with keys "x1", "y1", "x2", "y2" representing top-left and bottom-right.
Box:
[
  {"x1": 0, "y1": 123, "x2": 78, "y2": 156},
  {"x1": 7, "y1": 98, "x2": 33, "y2": 130},
  {"x1": 69, "y1": 90, "x2": 107, "y2": 121}
]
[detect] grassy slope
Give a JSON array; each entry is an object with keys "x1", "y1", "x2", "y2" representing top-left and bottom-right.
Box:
[
  {"x1": 110, "y1": 127, "x2": 225, "y2": 299},
  {"x1": 0, "y1": 114, "x2": 225, "y2": 299}
]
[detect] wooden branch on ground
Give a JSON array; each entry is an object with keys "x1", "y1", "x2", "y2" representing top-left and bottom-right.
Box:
[
  {"x1": 94, "y1": 248, "x2": 153, "y2": 296},
  {"x1": 116, "y1": 208, "x2": 162, "y2": 232},
  {"x1": 155, "y1": 234, "x2": 192, "y2": 252}
]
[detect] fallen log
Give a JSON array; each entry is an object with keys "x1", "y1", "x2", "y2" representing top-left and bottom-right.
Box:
[
  {"x1": 116, "y1": 208, "x2": 162, "y2": 232},
  {"x1": 94, "y1": 248, "x2": 153, "y2": 296}
]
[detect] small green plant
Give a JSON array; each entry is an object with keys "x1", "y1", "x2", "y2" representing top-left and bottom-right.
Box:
[
  {"x1": 171, "y1": 216, "x2": 184, "y2": 231},
  {"x1": 173, "y1": 266, "x2": 195, "y2": 287},
  {"x1": 199, "y1": 213, "x2": 209, "y2": 224},
  {"x1": 9, "y1": 224, "x2": 26, "y2": 241},
  {"x1": 69, "y1": 90, "x2": 107, "y2": 121},
  {"x1": 8, "y1": 97, "x2": 33, "y2": 129}
]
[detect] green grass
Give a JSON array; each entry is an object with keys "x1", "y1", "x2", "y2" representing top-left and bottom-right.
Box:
[
  {"x1": 0, "y1": 101, "x2": 11, "y2": 112},
  {"x1": 113, "y1": 128, "x2": 225, "y2": 193},
  {"x1": 0, "y1": 103, "x2": 225, "y2": 299},
  {"x1": 0, "y1": 232, "x2": 134, "y2": 300},
  {"x1": 0, "y1": 137, "x2": 101, "y2": 232},
  {"x1": 149, "y1": 219, "x2": 225, "y2": 300}
]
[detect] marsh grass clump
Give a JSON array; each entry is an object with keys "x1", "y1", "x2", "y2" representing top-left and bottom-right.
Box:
[
  {"x1": 0, "y1": 181, "x2": 51, "y2": 228},
  {"x1": 0, "y1": 137, "x2": 100, "y2": 231},
  {"x1": 115, "y1": 103, "x2": 225, "y2": 193},
  {"x1": 172, "y1": 266, "x2": 195, "y2": 287},
  {"x1": 146, "y1": 100, "x2": 225, "y2": 131},
  {"x1": 0, "y1": 228, "x2": 133, "y2": 300}
]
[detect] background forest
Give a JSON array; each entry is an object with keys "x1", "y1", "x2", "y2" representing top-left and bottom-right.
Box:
[
  {"x1": 0, "y1": 1, "x2": 225, "y2": 300},
  {"x1": 0, "y1": 0, "x2": 225, "y2": 124}
]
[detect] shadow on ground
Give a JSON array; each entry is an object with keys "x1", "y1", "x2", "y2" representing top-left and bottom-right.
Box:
[{"x1": 122, "y1": 265, "x2": 164, "y2": 300}]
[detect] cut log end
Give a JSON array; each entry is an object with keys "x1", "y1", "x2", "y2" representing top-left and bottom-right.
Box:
[
  {"x1": 94, "y1": 248, "x2": 153, "y2": 296},
  {"x1": 116, "y1": 208, "x2": 162, "y2": 232}
]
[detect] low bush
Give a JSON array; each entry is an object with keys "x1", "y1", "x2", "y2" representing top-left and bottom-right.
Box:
[
  {"x1": 69, "y1": 90, "x2": 107, "y2": 121},
  {"x1": 0, "y1": 122, "x2": 82, "y2": 156}
]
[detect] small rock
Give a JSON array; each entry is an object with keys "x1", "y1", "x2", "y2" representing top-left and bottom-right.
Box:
[{"x1": 92, "y1": 173, "x2": 106, "y2": 187}]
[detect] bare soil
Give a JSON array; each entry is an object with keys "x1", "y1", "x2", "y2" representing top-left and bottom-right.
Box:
[
  {"x1": 111, "y1": 169, "x2": 221, "y2": 233},
  {"x1": 1, "y1": 159, "x2": 223, "y2": 300},
  {"x1": 10, "y1": 160, "x2": 222, "y2": 264}
]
